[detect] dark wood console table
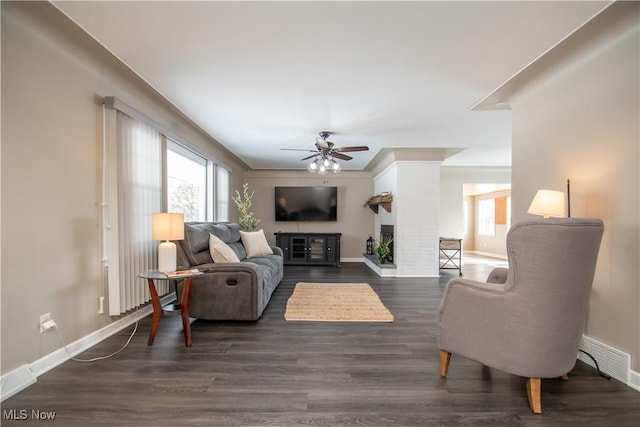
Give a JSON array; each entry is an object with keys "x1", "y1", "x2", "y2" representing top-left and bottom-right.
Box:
[{"x1": 274, "y1": 232, "x2": 341, "y2": 266}]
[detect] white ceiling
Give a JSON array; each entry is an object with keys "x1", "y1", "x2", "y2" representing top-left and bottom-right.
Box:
[{"x1": 53, "y1": 1, "x2": 610, "y2": 171}]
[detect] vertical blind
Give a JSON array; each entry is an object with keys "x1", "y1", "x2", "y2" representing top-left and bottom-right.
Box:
[
  {"x1": 103, "y1": 97, "x2": 230, "y2": 315},
  {"x1": 107, "y1": 111, "x2": 165, "y2": 315}
]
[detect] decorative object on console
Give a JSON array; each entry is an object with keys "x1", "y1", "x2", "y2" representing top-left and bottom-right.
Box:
[
  {"x1": 280, "y1": 131, "x2": 369, "y2": 174},
  {"x1": 366, "y1": 236, "x2": 374, "y2": 255},
  {"x1": 527, "y1": 189, "x2": 566, "y2": 218},
  {"x1": 152, "y1": 212, "x2": 184, "y2": 273},
  {"x1": 232, "y1": 183, "x2": 261, "y2": 231}
]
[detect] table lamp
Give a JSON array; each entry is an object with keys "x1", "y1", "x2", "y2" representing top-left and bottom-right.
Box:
[
  {"x1": 527, "y1": 189, "x2": 566, "y2": 218},
  {"x1": 152, "y1": 212, "x2": 184, "y2": 272}
]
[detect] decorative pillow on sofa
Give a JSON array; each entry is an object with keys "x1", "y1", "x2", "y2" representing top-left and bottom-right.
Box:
[
  {"x1": 209, "y1": 233, "x2": 240, "y2": 263},
  {"x1": 240, "y1": 229, "x2": 273, "y2": 258}
]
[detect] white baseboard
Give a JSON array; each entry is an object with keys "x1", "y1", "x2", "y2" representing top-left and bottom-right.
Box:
[
  {"x1": 0, "y1": 365, "x2": 37, "y2": 402},
  {"x1": 0, "y1": 294, "x2": 174, "y2": 402},
  {"x1": 578, "y1": 334, "x2": 639, "y2": 391},
  {"x1": 465, "y1": 250, "x2": 508, "y2": 260},
  {"x1": 628, "y1": 369, "x2": 640, "y2": 392},
  {"x1": 340, "y1": 257, "x2": 363, "y2": 263}
]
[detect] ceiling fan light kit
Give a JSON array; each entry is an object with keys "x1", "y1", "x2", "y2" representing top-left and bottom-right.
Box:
[
  {"x1": 307, "y1": 155, "x2": 341, "y2": 174},
  {"x1": 281, "y1": 131, "x2": 369, "y2": 174}
]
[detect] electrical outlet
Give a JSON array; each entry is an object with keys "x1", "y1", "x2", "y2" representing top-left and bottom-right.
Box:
[{"x1": 39, "y1": 313, "x2": 55, "y2": 333}]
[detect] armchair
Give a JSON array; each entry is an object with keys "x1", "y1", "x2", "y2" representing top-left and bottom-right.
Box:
[{"x1": 438, "y1": 218, "x2": 604, "y2": 413}]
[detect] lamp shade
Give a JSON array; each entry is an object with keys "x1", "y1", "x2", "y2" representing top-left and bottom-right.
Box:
[
  {"x1": 527, "y1": 190, "x2": 566, "y2": 218},
  {"x1": 152, "y1": 213, "x2": 184, "y2": 273},
  {"x1": 152, "y1": 213, "x2": 184, "y2": 241}
]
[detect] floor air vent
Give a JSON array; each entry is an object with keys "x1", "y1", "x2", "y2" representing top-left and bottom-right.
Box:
[{"x1": 578, "y1": 335, "x2": 629, "y2": 384}]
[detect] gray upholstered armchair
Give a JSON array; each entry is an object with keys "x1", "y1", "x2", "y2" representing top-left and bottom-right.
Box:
[{"x1": 438, "y1": 218, "x2": 604, "y2": 413}]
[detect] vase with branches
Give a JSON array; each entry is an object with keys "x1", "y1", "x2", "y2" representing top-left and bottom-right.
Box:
[{"x1": 232, "y1": 183, "x2": 261, "y2": 231}]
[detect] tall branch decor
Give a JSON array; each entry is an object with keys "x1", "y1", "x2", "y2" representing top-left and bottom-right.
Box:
[{"x1": 232, "y1": 183, "x2": 261, "y2": 231}]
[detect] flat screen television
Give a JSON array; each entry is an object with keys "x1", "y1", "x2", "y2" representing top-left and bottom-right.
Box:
[{"x1": 275, "y1": 186, "x2": 337, "y2": 222}]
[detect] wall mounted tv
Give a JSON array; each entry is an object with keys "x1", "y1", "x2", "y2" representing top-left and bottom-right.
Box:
[{"x1": 275, "y1": 186, "x2": 337, "y2": 222}]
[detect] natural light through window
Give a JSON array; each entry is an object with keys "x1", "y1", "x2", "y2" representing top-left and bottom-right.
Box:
[
  {"x1": 167, "y1": 142, "x2": 207, "y2": 222},
  {"x1": 216, "y1": 166, "x2": 229, "y2": 222},
  {"x1": 478, "y1": 198, "x2": 495, "y2": 236},
  {"x1": 463, "y1": 200, "x2": 469, "y2": 236}
]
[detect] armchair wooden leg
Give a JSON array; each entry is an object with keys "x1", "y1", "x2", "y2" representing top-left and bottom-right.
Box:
[
  {"x1": 526, "y1": 377, "x2": 542, "y2": 414},
  {"x1": 561, "y1": 374, "x2": 569, "y2": 380},
  {"x1": 439, "y1": 350, "x2": 452, "y2": 377}
]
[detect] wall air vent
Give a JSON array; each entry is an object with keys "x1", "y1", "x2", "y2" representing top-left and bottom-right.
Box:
[{"x1": 578, "y1": 335, "x2": 630, "y2": 384}]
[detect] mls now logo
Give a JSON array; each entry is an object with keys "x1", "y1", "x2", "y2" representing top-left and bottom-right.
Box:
[{"x1": 3, "y1": 409, "x2": 56, "y2": 420}]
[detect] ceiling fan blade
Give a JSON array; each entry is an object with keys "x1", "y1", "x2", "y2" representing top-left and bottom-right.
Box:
[
  {"x1": 300, "y1": 154, "x2": 318, "y2": 161},
  {"x1": 335, "y1": 146, "x2": 369, "y2": 153},
  {"x1": 281, "y1": 148, "x2": 317, "y2": 153},
  {"x1": 332, "y1": 152, "x2": 353, "y2": 161}
]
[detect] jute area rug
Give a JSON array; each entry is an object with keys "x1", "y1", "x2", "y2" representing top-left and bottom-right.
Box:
[{"x1": 284, "y1": 282, "x2": 394, "y2": 322}]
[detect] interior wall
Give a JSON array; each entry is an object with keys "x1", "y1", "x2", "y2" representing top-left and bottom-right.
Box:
[
  {"x1": 1, "y1": 2, "x2": 247, "y2": 375},
  {"x1": 243, "y1": 170, "x2": 375, "y2": 259},
  {"x1": 439, "y1": 166, "x2": 511, "y2": 250},
  {"x1": 509, "y1": 3, "x2": 639, "y2": 371}
]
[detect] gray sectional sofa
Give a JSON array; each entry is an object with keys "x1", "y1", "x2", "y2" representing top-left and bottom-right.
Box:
[{"x1": 176, "y1": 222, "x2": 283, "y2": 321}]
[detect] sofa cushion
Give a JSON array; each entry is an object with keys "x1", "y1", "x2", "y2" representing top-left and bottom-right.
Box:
[
  {"x1": 211, "y1": 223, "x2": 231, "y2": 243},
  {"x1": 211, "y1": 223, "x2": 246, "y2": 260},
  {"x1": 183, "y1": 223, "x2": 217, "y2": 265},
  {"x1": 209, "y1": 233, "x2": 240, "y2": 263},
  {"x1": 240, "y1": 229, "x2": 273, "y2": 258}
]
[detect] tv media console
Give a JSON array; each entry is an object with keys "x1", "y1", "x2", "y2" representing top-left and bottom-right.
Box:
[{"x1": 274, "y1": 232, "x2": 341, "y2": 266}]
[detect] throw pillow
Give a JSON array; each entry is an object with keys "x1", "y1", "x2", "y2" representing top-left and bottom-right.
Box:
[
  {"x1": 209, "y1": 233, "x2": 240, "y2": 263},
  {"x1": 240, "y1": 229, "x2": 273, "y2": 258}
]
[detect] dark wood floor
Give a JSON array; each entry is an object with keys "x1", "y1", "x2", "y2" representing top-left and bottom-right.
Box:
[{"x1": 3, "y1": 263, "x2": 639, "y2": 426}]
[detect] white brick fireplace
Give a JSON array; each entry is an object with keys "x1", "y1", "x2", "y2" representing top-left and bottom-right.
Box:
[{"x1": 372, "y1": 160, "x2": 441, "y2": 277}]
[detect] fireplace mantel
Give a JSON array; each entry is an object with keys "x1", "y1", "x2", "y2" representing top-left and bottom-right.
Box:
[{"x1": 364, "y1": 193, "x2": 392, "y2": 213}]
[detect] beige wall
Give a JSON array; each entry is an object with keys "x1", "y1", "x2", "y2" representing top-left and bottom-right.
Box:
[
  {"x1": 509, "y1": 3, "x2": 639, "y2": 370},
  {"x1": 1, "y1": 2, "x2": 247, "y2": 375},
  {"x1": 242, "y1": 170, "x2": 375, "y2": 259}
]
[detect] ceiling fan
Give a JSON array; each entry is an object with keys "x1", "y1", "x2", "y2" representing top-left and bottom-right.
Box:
[{"x1": 281, "y1": 131, "x2": 369, "y2": 173}]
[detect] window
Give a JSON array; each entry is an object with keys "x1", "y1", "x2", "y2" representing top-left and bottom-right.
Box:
[
  {"x1": 463, "y1": 199, "x2": 469, "y2": 236},
  {"x1": 166, "y1": 140, "x2": 231, "y2": 222},
  {"x1": 166, "y1": 141, "x2": 209, "y2": 221},
  {"x1": 478, "y1": 198, "x2": 495, "y2": 236},
  {"x1": 216, "y1": 166, "x2": 229, "y2": 222}
]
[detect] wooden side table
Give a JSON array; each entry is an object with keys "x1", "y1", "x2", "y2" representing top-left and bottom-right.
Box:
[{"x1": 138, "y1": 269, "x2": 202, "y2": 347}]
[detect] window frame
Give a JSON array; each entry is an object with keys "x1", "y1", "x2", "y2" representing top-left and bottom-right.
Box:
[{"x1": 164, "y1": 138, "x2": 229, "y2": 223}]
